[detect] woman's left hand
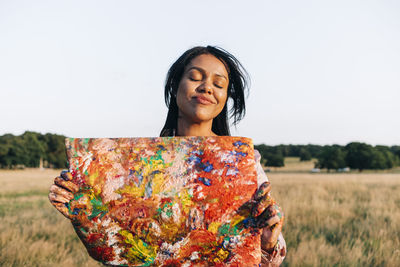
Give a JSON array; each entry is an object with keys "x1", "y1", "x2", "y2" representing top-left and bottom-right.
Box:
[{"x1": 251, "y1": 182, "x2": 284, "y2": 253}]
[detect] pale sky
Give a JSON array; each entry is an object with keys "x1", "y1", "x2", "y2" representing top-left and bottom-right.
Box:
[{"x1": 1, "y1": 0, "x2": 399, "y2": 146}]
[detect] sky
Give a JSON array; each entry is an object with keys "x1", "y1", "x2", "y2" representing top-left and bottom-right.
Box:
[{"x1": 0, "y1": 0, "x2": 399, "y2": 146}]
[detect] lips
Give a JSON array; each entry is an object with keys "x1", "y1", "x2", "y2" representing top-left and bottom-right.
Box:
[{"x1": 193, "y1": 95, "x2": 215, "y2": 105}]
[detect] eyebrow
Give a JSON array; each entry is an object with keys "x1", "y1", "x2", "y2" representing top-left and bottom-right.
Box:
[{"x1": 187, "y1": 66, "x2": 228, "y2": 81}]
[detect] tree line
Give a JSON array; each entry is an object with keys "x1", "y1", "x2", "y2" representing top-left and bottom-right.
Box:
[
  {"x1": 0, "y1": 131, "x2": 399, "y2": 171},
  {"x1": 0, "y1": 131, "x2": 67, "y2": 169},
  {"x1": 255, "y1": 143, "x2": 400, "y2": 172}
]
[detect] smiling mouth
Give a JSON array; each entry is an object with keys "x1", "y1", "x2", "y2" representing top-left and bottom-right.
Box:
[{"x1": 193, "y1": 96, "x2": 215, "y2": 105}]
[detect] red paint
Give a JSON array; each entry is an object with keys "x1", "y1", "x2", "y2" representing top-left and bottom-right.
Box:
[
  {"x1": 162, "y1": 259, "x2": 182, "y2": 266},
  {"x1": 86, "y1": 233, "x2": 104, "y2": 243},
  {"x1": 179, "y1": 230, "x2": 218, "y2": 258},
  {"x1": 89, "y1": 246, "x2": 115, "y2": 262}
]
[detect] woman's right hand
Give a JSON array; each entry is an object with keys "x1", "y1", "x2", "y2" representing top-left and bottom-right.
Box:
[{"x1": 48, "y1": 170, "x2": 79, "y2": 219}]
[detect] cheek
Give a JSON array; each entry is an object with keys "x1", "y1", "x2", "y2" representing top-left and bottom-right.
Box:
[
  {"x1": 176, "y1": 84, "x2": 192, "y2": 113},
  {"x1": 216, "y1": 91, "x2": 228, "y2": 107},
  {"x1": 177, "y1": 81, "x2": 194, "y2": 101}
]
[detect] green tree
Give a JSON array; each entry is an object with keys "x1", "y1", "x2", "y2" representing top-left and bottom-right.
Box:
[
  {"x1": 299, "y1": 148, "x2": 312, "y2": 161},
  {"x1": 0, "y1": 132, "x2": 67, "y2": 169},
  {"x1": 371, "y1": 146, "x2": 396, "y2": 170},
  {"x1": 264, "y1": 153, "x2": 285, "y2": 168},
  {"x1": 40, "y1": 133, "x2": 67, "y2": 168},
  {"x1": 21, "y1": 131, "x2": 45, "y2": 167},
  {"x1": 345, "y1": 142, "x2": 374, "y2": 171},
  {"x1": 316, "y1": 145, "x2": 346, "y2": 172}
]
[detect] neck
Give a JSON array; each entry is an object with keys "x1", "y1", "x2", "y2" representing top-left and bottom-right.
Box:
[{"x1": 177, "y1": 117, "x2": 216, "y2": 137}]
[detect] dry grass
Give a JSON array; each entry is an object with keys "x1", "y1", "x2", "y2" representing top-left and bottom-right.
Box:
[
  {"x1": 268, "y1": 172, "x2": 400, "y2": 267},
  {"x1": 277, "y1": 157, "x2": 317, "y2": 172},
  {"x1": 0, "y1": 169, "x2": 101, "y2": 267},
  {"x1": 0, "y1": 167, "x2": 399, "y2": 266}
]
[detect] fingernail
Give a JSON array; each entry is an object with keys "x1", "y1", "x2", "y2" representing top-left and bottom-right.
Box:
[{"x1": 61, "y1": 170, "x2": 72, "y2": 181}]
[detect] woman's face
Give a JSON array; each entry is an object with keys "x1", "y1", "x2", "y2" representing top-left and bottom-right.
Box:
[{"x1": 176, "y1": 54, "x2": 229, "y2": 125}]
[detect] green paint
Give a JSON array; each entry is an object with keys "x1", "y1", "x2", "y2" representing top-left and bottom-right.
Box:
[
  {"x1": 73, "y1": 193, "x2": 84, "y2": 201},
  {"x1": 67, "y1": 193, "x2": 85, "y2": 215},
  {"x1": 218, "y1": 223, "x2": 241, "y2": 237},
  {"x1": 156, "y1": 202, "x2": 173, "y2": 217},
  {"x1": 88, "y1": 196, "x2": 108, "y2": 220},
  {"x1": 165, "y1": 209, "x2": 173, "y2": 218},
  {"x1": 83, "y1": 138, "x2": 89, "y2": 146},
  {"x1": 218, "y1": 223, "x2": 231, "y2": 236}
]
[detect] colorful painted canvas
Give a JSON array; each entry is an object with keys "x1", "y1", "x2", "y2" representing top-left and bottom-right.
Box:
[{"x1": 65, "y1": 136, "x2": 261, "y2": 266}]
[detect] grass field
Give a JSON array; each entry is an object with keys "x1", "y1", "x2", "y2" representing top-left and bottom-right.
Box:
[{"x1": 0, "y1": 160, "x2": 399, "y2": 266}]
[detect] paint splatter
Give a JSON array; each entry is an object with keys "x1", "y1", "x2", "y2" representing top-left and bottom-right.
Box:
[{"x1": 65, "y1": 136, "x2": 260, "y2": 266}]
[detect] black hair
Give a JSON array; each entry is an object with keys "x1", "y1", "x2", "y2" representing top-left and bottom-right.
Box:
[{"x1": 160, "y1": 46, "x2": 249, "y2": 137}]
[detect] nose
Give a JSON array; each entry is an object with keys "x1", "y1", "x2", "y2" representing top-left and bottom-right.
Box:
[{"x1": 197, "y1": 79, "x2": 213, "y2": 94}]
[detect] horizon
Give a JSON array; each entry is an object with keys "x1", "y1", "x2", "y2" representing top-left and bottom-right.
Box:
[{"x1": 2, "y1": 129, "x2": 399, "y2": 147}]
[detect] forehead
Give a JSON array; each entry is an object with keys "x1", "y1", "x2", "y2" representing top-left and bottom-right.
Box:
[{"x1": 185, "y1": 54, "x2": 229, "y2": 77}]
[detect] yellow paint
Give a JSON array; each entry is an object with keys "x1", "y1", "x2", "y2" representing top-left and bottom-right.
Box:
[
  {"x1": 159, "y1": 222, "x2": 181, "y2": 242},
  {"x1": 151, "y1": 172, "x2": 165, "y2": 195},
  {"x1": 117, "y1": 182, "x2": 146, "y2": 197},
  {"x1": 119, "y1": 230, "x2": 156, "y2": 264},
  {"x1": 213, "y1": 248, "x2": 229, "y2": 263},
  {"x1": 231, "y1": 214, "x2": 246, "y2": 227},
  {"x1": 208, "y1": 221, "x2": 221, "y2": 234},
  {"x1": 87, "y1": 171, "x2": 99, "y2": 187},
  {"x1": 209, "y1": 198, "x2": 219, "y2": 203},
  {"x1": 178, "y1": 190, "x2": 194, "y2": 214}
]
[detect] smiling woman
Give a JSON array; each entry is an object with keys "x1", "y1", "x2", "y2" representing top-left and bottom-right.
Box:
[
  {"x1": 160, "y1": 46, "x2": 247, "y2": 137},
  {"x1": 49, "y1": 45, "x2": 286, "y2": 266}
]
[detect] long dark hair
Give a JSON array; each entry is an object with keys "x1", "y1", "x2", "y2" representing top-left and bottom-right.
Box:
[{"x1": 160, "y1": 46, "x2": 249, "y2": 137}]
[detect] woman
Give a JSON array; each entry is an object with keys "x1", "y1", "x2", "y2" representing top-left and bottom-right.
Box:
[{"x1": 49, "y1": 46, "x2": 286, "y2": 266}]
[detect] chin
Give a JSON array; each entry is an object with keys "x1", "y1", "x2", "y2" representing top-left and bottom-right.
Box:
[{"x1": 191, "y1": 110, "x2": 216, "y2": 123}]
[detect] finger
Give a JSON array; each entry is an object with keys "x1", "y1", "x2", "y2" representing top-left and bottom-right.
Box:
[
  {"x1": 51, "y1": 202, "x2": 70, "y2": 218},
  {"x1": 60, "y1": 170, "x2": 73, "y2": 181},
  {"x1": 48, "y1": 192, "x2": 70, "y2": 204},
  {"x1": 258, "y1": 214, "x2": 280, "y2": 229},
  {"x1": 252, "y1": 194, "x2": 275, "y2": 217},
  {"x1": 54, "y1": 177, "x2": 79, "y2": 193},
  {"x1": 261, "y1": 220, "x2": 283, "y2": 251},
  {"x1": 254, "y1": 182, "x2": 271, "y2": 201},
  {"x1": 264, "y1": 220, "x2": 283, "y2": 245},
  {"x1": 49, "y1": 184, "x2": 74, "y2": 200},
  {"x1": 256, "y1": 204, "x2": 283, "y2": 228}
]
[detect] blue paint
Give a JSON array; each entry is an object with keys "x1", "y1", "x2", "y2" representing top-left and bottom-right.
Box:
[
  {"x1": 157, "y1": 144, "x2": 166, "y2": 151},
  {"x1": 198, "y1": 177, "x2": 212, "y2": 186},
  {"x1": 201, "y1": 161, "x2": 213, "y2": 172},
  {"x1": 145, "y1": 181, "x2": 153, "y2": 198},
  {"x1": 188, "y1": 155, "x2": 201, "y2": 164},
  {"x1": 235, "y1": 151, "x2": 247, "y2": 157},
  {"x1": 233, "y1": 141, "x2": 248, "y2": 147},
  {"x1": 72, "y1": 208, "x2": 80, "y2": 215},
  {"x1": 133, "y1": 174, "x2": 144, "y2": 186}
]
